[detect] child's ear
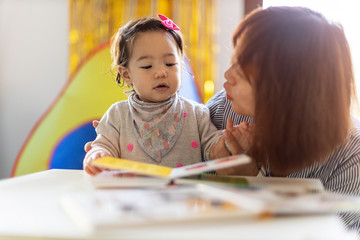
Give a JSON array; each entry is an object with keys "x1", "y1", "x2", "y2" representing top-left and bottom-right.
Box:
[{"x1": 119, "y1": 66, "x2": 131, "y2": 85}]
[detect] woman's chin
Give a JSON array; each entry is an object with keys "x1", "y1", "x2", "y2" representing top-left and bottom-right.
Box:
[{"x1": 232, "y1": 104, "x2": 253, "y2": 117}]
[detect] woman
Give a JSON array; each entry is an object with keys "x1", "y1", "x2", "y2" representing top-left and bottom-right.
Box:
[
  {"x1": 208, "y1": 6, "x2": 360, "y2": 232},
  {"x1": 85, "y1": 6, "x2": 360, "y2": 232}
]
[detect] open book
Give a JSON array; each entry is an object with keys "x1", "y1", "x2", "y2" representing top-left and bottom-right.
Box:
[
  {"x1": 60, "y1": 180, "x2": 360, "y2": 235},
  {"x1": 92, "y1": 154, "x2": 251, "y2": 179},
  {"x1": 89, "y1": 154, "x2": 251, "y2": 188},
  {"x1": 62, "y1": 156, "x2": 360, "y2": 235},
  {"x1": 60, "y1": 184, "x2": 258, "y2": 235}
]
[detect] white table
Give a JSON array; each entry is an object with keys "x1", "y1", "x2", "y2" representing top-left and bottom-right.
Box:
[{"x1": 0, "y1": 169, "x2": 357, "y2": 240}]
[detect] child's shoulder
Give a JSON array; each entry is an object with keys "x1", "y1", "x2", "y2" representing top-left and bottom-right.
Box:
[
  {"x1": 179, "y1": 95, "x2": 206, "y2": 109},
  {"x1": 178, "y1": 96, "x2": 210, "y2": 117},
  {"x1": 107, "y1": 99, "x2": 130, "y2": 111}
]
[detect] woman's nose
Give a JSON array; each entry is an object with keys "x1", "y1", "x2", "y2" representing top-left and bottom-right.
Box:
[
  {"x1": 224, "y1": 69, "x2": 229, "y2": 80},
  {"x1": 224, "y1": 68, "x2": 232, "y2": 84}
]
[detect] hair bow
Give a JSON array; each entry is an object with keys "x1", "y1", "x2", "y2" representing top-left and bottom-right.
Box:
[{"x1": 158, "y1": 14, "x2": 180, "y2": 31}]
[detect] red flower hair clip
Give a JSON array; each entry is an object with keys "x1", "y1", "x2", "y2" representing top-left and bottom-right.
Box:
[{"x1": 158, "y1": 14, "x2": 180, "y2": 31}]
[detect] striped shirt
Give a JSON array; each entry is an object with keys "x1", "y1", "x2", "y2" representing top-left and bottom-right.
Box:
[{"x1": 206, "y1": 89, "x2": 360, "y2": 233}]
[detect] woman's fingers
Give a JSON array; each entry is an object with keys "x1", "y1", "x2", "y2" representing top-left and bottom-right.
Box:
[
  {"x1": 223, "y1": 120, "x2": 252, "y2": 155},
  {"x1": 230, "y1": 122, "x2": 254, "y2": 152},
  {"x1": 223, "y1": 130, "x2": 244, "y2": 155},
  {"x1": 226, "y1": 118, "x2": 234, "y2": 132}
]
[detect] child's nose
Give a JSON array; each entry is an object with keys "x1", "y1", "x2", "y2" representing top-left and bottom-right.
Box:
[{"x1": 154, "y1": 68, "x2": 167, "y2": 78}]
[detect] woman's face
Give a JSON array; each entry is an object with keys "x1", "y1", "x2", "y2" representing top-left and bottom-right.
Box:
[{"x1": 223, "y1": 61, "x2": 255, "y2": 117}]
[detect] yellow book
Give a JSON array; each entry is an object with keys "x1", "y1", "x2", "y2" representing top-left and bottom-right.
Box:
[{"x1": 93, "y1": 154, "x2": 251, "y2": 179}]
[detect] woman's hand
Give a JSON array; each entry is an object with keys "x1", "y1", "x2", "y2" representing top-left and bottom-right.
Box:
[
  {"x1": 84, "y1": 120, "x2": 99, "y2": 153},
  {"x1": 209, "y1": 119, "x2": 253, "y2": 160},
  {"x1": 216, "y1": 118, "x2": 258, "y2": 176},
  {"x1": 224, "y1": 119, "x2": 253, "y2": 154}
]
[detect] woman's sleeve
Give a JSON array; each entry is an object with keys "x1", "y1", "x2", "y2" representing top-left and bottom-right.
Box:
[
  {"x1": 205, "y1": 89, "x2": 227, "y2": 130},
  {"x1": 326, "y1": 153, "x2": 360, "y2": 233},
  {"x1": 326, "y1": 155, "x2": 360, "y2": 195}
]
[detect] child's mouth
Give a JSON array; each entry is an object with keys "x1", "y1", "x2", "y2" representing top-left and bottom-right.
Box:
[{"x1": 155, "y1": 84, "x2": 169, "y2": 90}]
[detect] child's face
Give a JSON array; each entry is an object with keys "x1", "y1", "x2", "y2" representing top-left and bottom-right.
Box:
[{"x1": 121, "y1": 31, "x2": 182, "y2": 102}]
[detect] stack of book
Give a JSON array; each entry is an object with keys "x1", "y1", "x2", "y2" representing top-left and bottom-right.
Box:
[{"x1": 59, "y1": 155, "x2": 360, "y2": 235}]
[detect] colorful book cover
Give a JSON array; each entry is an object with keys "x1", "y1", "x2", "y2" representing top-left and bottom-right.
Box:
[
  {"x1": 92, "y1": 154, "x2": 251, "y2": 179},
  {"x1": 60, "y1": 184, "x2": 258, "y2": 235}
]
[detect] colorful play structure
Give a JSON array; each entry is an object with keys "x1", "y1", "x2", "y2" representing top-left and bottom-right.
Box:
[{"x1": 12, "y1": 0, "x2": 216, "y2": 176}]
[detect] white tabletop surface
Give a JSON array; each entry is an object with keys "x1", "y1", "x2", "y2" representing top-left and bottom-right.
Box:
[{"x1": 0, "y1": 169, "x2": 357, "y2": 240}]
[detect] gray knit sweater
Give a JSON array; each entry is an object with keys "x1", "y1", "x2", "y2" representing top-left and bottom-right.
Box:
[{"x1": 87, "y1": 95, "x2": 222, "y2": 167}]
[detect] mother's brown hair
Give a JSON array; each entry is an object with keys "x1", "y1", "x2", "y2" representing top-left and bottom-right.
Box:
[{"x1": 233, "y1": 7, "x2": 355, "y2": 175}]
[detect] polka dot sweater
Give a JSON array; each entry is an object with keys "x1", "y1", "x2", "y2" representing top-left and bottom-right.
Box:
[{"x1": 88, "y1": 95, "x2": 222, "y2": 167}]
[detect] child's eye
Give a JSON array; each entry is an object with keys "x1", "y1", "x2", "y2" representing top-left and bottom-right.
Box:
[
  {"x1": 141, "y1": 65, "x2": 152, "y2": 69},
  {"x1": 166, "y1": 63, "x2": 177, "y2": 67}
]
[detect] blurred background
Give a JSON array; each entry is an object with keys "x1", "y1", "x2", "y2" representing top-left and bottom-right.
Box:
[{"x1": 0, "y1": 0, "x2": 359, "y2": 179}]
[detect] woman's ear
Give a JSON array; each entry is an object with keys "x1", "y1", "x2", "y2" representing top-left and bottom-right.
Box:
[{"x1": 119, "y1": 66, "x2": 131, "y2": 85}]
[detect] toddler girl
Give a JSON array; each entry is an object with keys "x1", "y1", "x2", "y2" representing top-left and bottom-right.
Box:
[{"x1": 83, "y1": 15, "x2": 223, "y2": 175}]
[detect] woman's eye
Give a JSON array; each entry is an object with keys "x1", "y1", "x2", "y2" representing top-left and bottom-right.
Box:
[
  {"x1": 166, "y1": 63, "x2": 177, "y2": 67},
  {"x1": 141, "y1": 65, "x2": 152, "y2": 69}
]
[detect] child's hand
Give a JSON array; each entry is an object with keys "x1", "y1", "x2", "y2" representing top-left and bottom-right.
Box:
[
  {"x1": 210, "y1": 135, "x2": 232, "y2": 160},
  {"x1": 83, "y1": 149, "x2": 110, "y2": 176},
  {"x1": 84, "y1": 120, "x2": 100, "y2": 153}
]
